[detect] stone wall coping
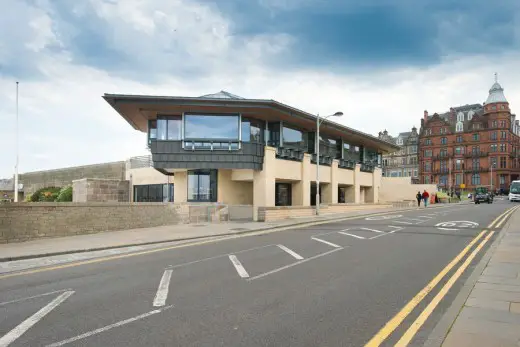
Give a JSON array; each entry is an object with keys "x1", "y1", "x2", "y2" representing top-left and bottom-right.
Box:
[
  {"x1": 72, "y1": 178, "x2": 128, "y2": 183},
  {"x1": 259, "y1": 203, "x2": 390, "y2": 211}
]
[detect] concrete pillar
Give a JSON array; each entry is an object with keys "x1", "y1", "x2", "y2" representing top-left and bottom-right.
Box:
[
  {"x1": 366, "y1": 167, "x2": 382, "y2": 203},
  {"x1": 322, "y1": 160, "x2": 339, "y2": 204},
  {"x1": 346, "y1": 164, "x2": 361, "y2": 203},
  {"x1": 253, "y1": 147, "x2": 276, "y2": 221},
  {"x1": 174, "y1": 171, "x2": 188, "y2": 203},
  {"x1": 292, "y1": 153, "x2": 311, "y2": 206}
]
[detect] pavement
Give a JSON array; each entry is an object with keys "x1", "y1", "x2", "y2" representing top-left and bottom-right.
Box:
[
  {"x1": 429, "y1": 202, "x2": 520, "y2": 347},
  {"x1": 0, "y1": 200, "x2": 515, "y2": 346},
  {"x1": 0, "y1": 204, "x2": 421, "y2": 262}
]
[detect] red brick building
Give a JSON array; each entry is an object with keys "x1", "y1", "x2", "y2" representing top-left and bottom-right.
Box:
[{"x1": 419, "y1": 77, "x2": 520, "y2": 193}]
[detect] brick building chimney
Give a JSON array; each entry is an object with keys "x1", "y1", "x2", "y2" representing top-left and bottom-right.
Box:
[{"x1": 423, "y1": 110, "x2": 428, "y2": 123}]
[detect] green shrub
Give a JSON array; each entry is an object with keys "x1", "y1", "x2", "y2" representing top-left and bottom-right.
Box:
[
  {"x1": 24, "y1": 194, "x2": 32, "y2": 202},
  {"x1": 30, "y1": 187, "x2": 61, "y2": 202},
  {"x1": 56, "y1": 186, "x2": 73, "y2": 202}
]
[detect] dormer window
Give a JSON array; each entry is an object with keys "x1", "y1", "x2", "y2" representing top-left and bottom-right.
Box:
[
  {"x1": 468, "y1": 111, "x2": 474, "y2": 120},
  {"x1": 457, "y1": 112, "x2": 464, "y2": 122},
  {"x1": 456, "y1": 122, "x2": 463, "y2": 132}
]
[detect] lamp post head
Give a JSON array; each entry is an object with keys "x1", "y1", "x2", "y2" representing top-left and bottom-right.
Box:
[{"x1": 333, "y1": 112, "x2": 343, "y2": 117}]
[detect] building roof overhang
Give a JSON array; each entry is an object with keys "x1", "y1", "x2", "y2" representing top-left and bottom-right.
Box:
[{"x1": 103, "y1": 93, "x2": 400, "y2": 153}]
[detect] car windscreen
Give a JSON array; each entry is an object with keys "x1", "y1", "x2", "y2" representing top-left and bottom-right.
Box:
[{"x1": 511, "y1": 182, "x2": 520, "y2": 194}]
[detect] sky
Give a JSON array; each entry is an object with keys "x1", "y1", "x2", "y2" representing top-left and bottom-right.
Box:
[{"x1": 1, "y1": 0, "x2": 520, "y2": 177}]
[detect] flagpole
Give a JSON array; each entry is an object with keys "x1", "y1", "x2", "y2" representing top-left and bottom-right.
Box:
[{"x1": 14, "y1": 82, "x2": 19, "y2": 202}]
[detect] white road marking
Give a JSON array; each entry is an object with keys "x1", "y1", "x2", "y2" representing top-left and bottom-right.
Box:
[
  {"x1": 360, "y1": 227, "x2": 385, "y2": 233},
  {"x1": 417, "y1": 216, "x2": 433, "y2": 219},
  {"x1": 166, "y1": 244, "x2": 276, "y2": 269},
  {"x1": 153, "y1": 270, "x2": 173, "y2": 307},
  {"x1": 277, "y1": 245, "x2": 304, "y2": 260},
  {"x1": 45, "y1": 306, "x2": 173, "y2": 347},
  {"x1": 394, "y1": 220, "x2": 414, "y2": 224},
  {"x1": 0, "y1": 289, "x2": 72, "y2": 307},
  {"x1": 228, "y1": 255, "x2": 249, "y2": 278},
  {"x1": 247, "y1": 248, "x2": 343, "y2": 281},
  {"x1": 311, "y1": 237, "x2": 342, "y2": 248},
  {"x1": 0, "y1": 291, "x2": 74, "y2": 347},
  {"x1": 338, "y1": 232, "x2": 365, "y2": 240},
  {"x1": 369, "y1": 229, "x2": 399, "y2": 240},
  {"x1": 388, "y1": 226, "x2": 404, "y2": 230}
]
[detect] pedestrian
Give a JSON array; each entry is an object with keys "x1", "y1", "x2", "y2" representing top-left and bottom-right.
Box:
[
  {"x1": 422, "y1": 190, "x2": 430, "y2": 207},
  {"x1": 416, "y1": 191, "x2": 422, "y2": 207}
]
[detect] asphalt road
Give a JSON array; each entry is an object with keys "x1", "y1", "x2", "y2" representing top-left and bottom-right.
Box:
[{"x1": 0, "y1": 200, "x2": 517, "y2": 347}]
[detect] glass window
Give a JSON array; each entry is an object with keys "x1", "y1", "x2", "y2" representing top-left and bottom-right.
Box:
[
  {"x1": 318, "y1": 135, "x2": 338, "y2": 157},
  {"x1": 500, "y1": 157, "x2": 507, "y2": 169},
  {"x1": 501, "y1": 131, "x2": 507, "y2": 139},
  {"x1": 166, "y1": 117, "x2": 182, "y2": 140},
  {"x1": 455, "y1": 174, "x2": 462, "y2": 185},
  {"x1": 149, "y1": 120, "x2": 157, "y2": 141},
  {"x1": 241, "y1": 118, "x2": 264, "y2": 143},
  {"x1": 441, "y1": 137, "x2": 447, "y2": 145},
  {"x1": 275, "y1": 183, "x2": 292, "y2": 206},
  {"x1": 455, "y1": 159, "x2": 462, "y2": 170},
  {"x1": 472, "y1": 133, "x2": 480, "y2": 141},
  {"x1": 267, "y1": 122, "x2": 281, "y2": 147},
  {"x1": 500, "y1": 143, "x2": 507, "y2": 152},
  {"x1": 491, "y1": 132, "x2": 497, "y2": 140},
  {"x1": 424, "y1": 150, "x2": 432, "y2": 157},
  {"x1": 456, "y1": 135, "x2": 463, "y2": 143},
  {"x1": 187, "y1": 170, "x2": 217, "y2": 202},
  {"x1": 157, "y1": 119, "x2": 167, "y2": 140},
  {"x1": 282, "y1": 126, "x2": 305, "y2": 148},
  {"x1": 185, "y1": 114, "x2": 239, "y2": 140},
  {"x1": 472, "y1": 174, "x2": 481, "y2": 185},
  {"x1": 133, "y1": 184, "x2": 173, "y2": 202}
]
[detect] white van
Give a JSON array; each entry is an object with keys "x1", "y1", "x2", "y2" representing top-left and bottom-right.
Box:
[{"x1": 510, "y1": 180, "x2": 520, "y2": 202}]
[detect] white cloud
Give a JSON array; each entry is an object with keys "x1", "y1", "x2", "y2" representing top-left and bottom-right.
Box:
[{"x1": 0, "y1": 0, "x2": 519, "y2": 178}]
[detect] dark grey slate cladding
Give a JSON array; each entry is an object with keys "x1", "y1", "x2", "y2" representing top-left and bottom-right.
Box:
[{"x1": 151, "y1": 141, "x2": 264, "y2": 170}]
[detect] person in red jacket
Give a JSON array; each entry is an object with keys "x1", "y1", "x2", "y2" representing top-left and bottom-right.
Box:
[{"x1": 422, "y1": 190, "x2": 430, "y2": 207}]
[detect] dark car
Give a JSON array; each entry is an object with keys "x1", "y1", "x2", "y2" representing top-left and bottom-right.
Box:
[{"x1": 474, "y1": 187, "x2": 493, "y2": 204}]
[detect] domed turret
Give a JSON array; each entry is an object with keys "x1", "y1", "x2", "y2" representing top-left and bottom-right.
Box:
[{"x1": 485, "y1": 73, "x2": 508, "y2": 105}]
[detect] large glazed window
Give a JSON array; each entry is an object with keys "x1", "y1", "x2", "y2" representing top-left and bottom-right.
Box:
[
  {"x1": 282, "y1": 125, "x2": 306, "y2": 149},
  {"x1": 241, "y1": 118, "x2": 264, "y2": 143},
  {"x1": 134, "y1": 184, "x2": 173, "y2": 202},
  {"x1": 184, "y1": 114, "x2": 239, "y2": 140},
  {"x1": 187, "y1": 170, "x2": 218, "y2": 202},
  {"x1": 155, "y1": 116, "x2": 181, "y2": 141}
]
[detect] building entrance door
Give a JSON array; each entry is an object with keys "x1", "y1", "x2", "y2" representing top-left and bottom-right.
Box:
[{"x1": 310, "y1": 183, "x2": 322, "y2": 206}]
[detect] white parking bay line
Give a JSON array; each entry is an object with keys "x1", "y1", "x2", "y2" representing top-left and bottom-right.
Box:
[
  {"x1": 360, "y1": 227, "x2": 385, "y2": 233},
  {"x1": 0, "y1": 291, "x2": 74, "y2": 347},
  {"x1": 247, "y1": 248, "x2": 343, "y2": 281},
  {"x1": 277, "y1": 245, "x2": 304, "y2": 260},
  {"x1": 394, "y1": 220, "x2": 414, "y2": 224},
  {"x1": 338, "y1": 232, "x2": 366, "y2": 240},
  {"x1": 0, "y1": 289, "x2": 72, "y2": 307},
  {"x1": 153, "y1": 270, "x2": 173, "y2": 307},
  {"x1": 228, "y1": 255, "x2": 250, "y2": 278},
  {"x1": 311, "y1": 237, "x2": 342, "y2": 248},
  {"x1": 45, "y1": 306, "x2": 173, "y2": 347}
]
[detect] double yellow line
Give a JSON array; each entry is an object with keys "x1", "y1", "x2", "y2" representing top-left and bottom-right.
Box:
[{"x1": 365, "y1": 205, "x2": 519, "y2": 347}]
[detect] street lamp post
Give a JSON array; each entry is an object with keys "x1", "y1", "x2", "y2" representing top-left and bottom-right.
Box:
[
  {"x1": 14, "y1": 82, "x2": 19, "y2": 203},
  {"x1": 316, "y1": 111, "x2": 343, "y2": 215}
]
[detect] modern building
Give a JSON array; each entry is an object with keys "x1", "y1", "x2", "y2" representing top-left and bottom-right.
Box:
[
  {"x1": 419, "y1": 77, "x2": 520, "y2": 192},
  {"x1": 103, "y1": 90, "x2": 399, "y2": 219},
  {"x1": 378, "y1": 128, "x2": 419, "y2": 183}
]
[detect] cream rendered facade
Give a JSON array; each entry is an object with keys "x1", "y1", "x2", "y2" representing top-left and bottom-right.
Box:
[{"x1": 127, "y1": 147, "x2": 382, "y2": 221}]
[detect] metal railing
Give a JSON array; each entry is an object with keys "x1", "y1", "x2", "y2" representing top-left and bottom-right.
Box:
[
  {"x1": 276, "y1": 147, "x2": 305, "y2": 161},
  {"x1": 464, "y1": 152, "x2": 488, "y2": 158},
  {"x1": 311, "y1": 154, "x2": 333, "y2": 166},
  {"x1": 338, "y1": 159, "x2": 356, "y2": 169},
  {"x1": 128, "y1": 155, "x2": 153, "y2": 169},
  {"x1": 360, "y1": 163, "x2": 375, "y2": 172},
  {"x1": 184, "y1": 139, "x2": 240, "y2": 151}
]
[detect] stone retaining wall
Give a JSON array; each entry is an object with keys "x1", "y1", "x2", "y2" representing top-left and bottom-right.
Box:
[
  {"x1": 257, "y1": 203, "x2": 393, "y2": 222},
  {"x1": 0, "y1": 203, "x2": 189, "y2": 244}
]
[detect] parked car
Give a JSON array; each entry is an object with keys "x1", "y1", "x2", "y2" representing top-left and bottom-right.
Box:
[{"x1": 474, "y1": 187, "x2": 493, "y2": 204}]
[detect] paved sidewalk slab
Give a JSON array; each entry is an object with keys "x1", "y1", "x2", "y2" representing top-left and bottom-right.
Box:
[
  {"x1": 442, "y1": 207, "x2": 520, "y2": 347},
  {"x1": 0, "y1": 204, "x2": 424, "y2": 261}
]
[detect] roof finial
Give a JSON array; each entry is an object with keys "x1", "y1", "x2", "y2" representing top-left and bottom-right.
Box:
[{"x1": 494, "y1": 72, "x2": 498, "y2": 83}]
